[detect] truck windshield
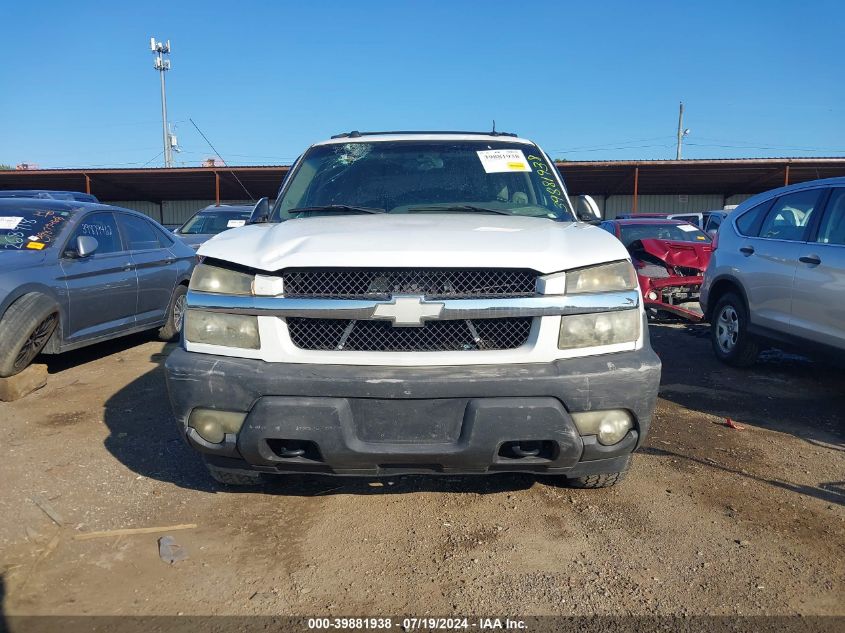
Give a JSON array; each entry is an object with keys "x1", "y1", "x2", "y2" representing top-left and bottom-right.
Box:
[{"x1": 272, "y1": 140, "x2": 575, "y2": 221}]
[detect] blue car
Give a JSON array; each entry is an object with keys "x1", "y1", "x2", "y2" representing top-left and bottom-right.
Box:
[
  {"x1": 0, "y1": 198, "x2": 196, "y2": 376},
  {"x1": 0, "y1": 189, "x2": 99, "y2": 203}
]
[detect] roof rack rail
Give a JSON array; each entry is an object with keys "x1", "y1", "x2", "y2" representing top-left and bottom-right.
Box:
[{"x1": 330, "y1": 130, "x2": 518, "y2": 139}]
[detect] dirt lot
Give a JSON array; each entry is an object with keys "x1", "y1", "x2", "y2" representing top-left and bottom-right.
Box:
[{"x1": 0, "y1": 323, "x2": 842, "y2": 618}]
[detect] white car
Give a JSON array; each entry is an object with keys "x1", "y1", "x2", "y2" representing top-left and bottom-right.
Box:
[{"x1": 165, "y1": 131, "x2": 661, "y2": 488}]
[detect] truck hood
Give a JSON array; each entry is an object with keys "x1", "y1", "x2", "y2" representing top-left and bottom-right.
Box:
[
  {"x1": 197, "y1": 214, "x2": 630, "y2": 275},
  {"x1": 632, "y1": 238, "x2": 712, "y2": 271}
]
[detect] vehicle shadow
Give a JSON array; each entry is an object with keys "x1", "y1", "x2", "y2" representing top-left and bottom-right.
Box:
[
  {"x1": 648, "y1": 322, "x2": 844, "y2": 507},
  {"x1": 0, "y1": 575, "x2": 6, "y2": 633},
  {"x1": 39, "y1": 331, "x2": 160, "y2": 375},
  {"x1": 100, "y1": 350, "x2": 562, "y2": 496},
  {"x1": 101, "y1": 349, "x2": 215, "y2": 492},
  {"x1": 88, "y1": 322, "x2": 843, "y2": 498},
  {"x1": 640, "y1": 445, "x2": 845, "y2": 507},
  {"x1": 650, "y1": 322, "x2": 845, "y2": 447}
]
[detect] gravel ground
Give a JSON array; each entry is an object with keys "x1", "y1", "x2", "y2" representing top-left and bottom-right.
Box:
[{"x1": 0, "y1": 323, "x2": 842, "y2": 618}]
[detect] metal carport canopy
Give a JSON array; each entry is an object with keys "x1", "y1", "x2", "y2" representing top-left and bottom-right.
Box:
[
  {"x1": 559, "y1": 158, "x2": 845, "y2": 196},
  {"x1": 0, "y1": 158, "x2": 843, "y2": 202},
  {"x1": 0, "y1": 166, "x2": 285, "y2": 202}
]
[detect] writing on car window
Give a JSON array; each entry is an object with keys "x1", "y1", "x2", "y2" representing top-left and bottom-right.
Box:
[{"x1": 0, "y1": 209, "x2": 73, "y2": 250}]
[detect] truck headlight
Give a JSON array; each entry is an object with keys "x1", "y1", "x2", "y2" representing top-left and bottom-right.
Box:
[
  {"x1": 184, "y1": 309, "x2": 260, "y2": 349},
  {"x1": 571, "y1": 410, "x2": 634, "y2": 445},
  {"x1": 190, "y1": 264, "x2": 254, "y2": 295},
  {"x1": 190, "y1": 264, "x2": 283, "y2": 296},
  {"x1": 558, "y1": 309, "x2": 640, "y2": 349},
  {"x1": 565, "y1": 260, "x2": 637, "y2": 294}
]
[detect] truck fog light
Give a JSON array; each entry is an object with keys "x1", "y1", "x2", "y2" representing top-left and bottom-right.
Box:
[
  {"x1": 647, "y1": 291, "x2": 658, "y2": 301},
  {"x1": 571, "y1": 410, "x2": 634, "y2": 445},
  {"x1": 558, "y1": 309, "x2": 640, "y2": 349},
  {"x1": 188, "y1": 409, "x2": 247, "y2": 444},
  {"x1": 184, "y1": 309, "x2": 260, "y2": 349}
]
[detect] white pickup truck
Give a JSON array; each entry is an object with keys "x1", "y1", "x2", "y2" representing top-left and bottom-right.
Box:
[{"x1": 165, "y1": 132, "x2": 661, "y2": 488}]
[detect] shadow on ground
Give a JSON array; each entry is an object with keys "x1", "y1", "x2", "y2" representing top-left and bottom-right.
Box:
[
  {"x1": 99, "y1": 349, "x2": 567, "y2": 495},
  {"x1": 640, "y1": 445, "x2": 845, "y2": 507},
  {"x1": 651, "y1": 322, "x2": 845, "y2": 447},
  {"x1": 39, "y1": 331, "x2": 159, "y2": 375},
  {"x1": 89, "y1": 323, "x2": 842, "y2": 497},
  {"x1": 648, "y1": 322, "x2": 844, "y2": 507}
]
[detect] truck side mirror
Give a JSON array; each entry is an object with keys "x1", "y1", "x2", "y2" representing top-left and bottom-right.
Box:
[
  {"x1": 576, "y1": 194, "x2": 602, "y2": 222},
  {"x1": 248, "y1": 197, "x2": 270, "y2": 224}
]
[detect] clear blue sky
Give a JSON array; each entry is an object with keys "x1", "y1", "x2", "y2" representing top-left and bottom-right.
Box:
[{"x1": 1, "y1": 0, "x2": 843, "y2": 168}]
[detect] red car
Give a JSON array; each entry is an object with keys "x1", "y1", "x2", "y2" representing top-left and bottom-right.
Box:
[{"x1": 600, "y1": 218, "x2": 713, "y2": 321}]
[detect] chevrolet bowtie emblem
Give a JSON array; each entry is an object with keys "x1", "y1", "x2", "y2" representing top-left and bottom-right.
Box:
[{"x1": 372, "y1": 295, "x2": 444, "y2": 327}]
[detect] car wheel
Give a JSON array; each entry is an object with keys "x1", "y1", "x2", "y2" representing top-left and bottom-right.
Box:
[
  {"x1": 158, "y1": 284, "x2": 188, "y2": 341},
  {"x1": 0, "y1": 294, "x2": 60, "y2": 378},
  {"x1": 711, "y1": 292, "x2": 759, "y2": 367},
  {"x1": 566, "y1": 470, "x2": 627, "y2": 489}
]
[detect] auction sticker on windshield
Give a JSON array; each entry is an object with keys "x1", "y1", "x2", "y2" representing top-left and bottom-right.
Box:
[
  {"x1": 227, "y1": 219, "x2": 246, "y2": 228},
  {"x1": 0, "y1": 217, "x2": 23, "y2": 230},
  {"x1": 477, "y1": 149, "x2": 532, "y2": 173}
]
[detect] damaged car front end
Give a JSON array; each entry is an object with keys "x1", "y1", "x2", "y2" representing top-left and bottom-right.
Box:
[{"x1": 601, "y1": 219, "x2": 713, "y2": 321}]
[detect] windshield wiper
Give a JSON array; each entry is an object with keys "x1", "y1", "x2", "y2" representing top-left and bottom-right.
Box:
[
  {"x1": 289, "y1": 205, "x2": 385, "y2": 215},
  {"x1": 404, "y1": 205, "x2": 516, "y2": 216}
]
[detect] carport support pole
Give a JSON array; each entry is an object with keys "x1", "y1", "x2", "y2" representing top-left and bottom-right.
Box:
[
  {"x1": 215, "y1": 171, "x2": 220, "y2": 206},
  {"x1": 784, "y1": 164, "x2": 790, "y2": 186},
  {"x1": 633, "y1": 166, "x2": 639, "y2": 214},
  {"x1": 84, "y1": 174, "x2": 91, "y2": 195}
]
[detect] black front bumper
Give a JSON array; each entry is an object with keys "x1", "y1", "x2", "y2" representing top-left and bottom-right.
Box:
[{"x1": 164, "y1": 346, "x2": 661, "y2": 477}]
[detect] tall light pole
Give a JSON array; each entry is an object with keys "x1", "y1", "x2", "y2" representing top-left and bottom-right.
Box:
[
  {"x1": 676, "y1": 101, "x2": 690, "y2": 160},
  {"x1": 150, "y1": 37, "x2": 173, "y2": 168}
]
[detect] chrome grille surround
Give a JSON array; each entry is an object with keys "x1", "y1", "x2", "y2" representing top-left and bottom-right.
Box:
[{"x1": 186, "y1": 264, "x2": 640, "y2": 353}]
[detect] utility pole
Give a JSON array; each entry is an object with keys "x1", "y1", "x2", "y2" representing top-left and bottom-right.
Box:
[
  {"x1": 150, "y1": 37, "x2": 173, "y2": 168},
  {"x1": 676, "y1": 101, "x2": 689, "y2": 160}
]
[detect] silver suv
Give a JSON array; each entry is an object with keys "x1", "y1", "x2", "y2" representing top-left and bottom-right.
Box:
[{"x1": 700, "y1": 177, "x2": 845, "y2": 366}]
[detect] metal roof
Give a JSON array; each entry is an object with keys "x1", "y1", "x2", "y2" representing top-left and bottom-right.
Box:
[
  {"x1": 559, "y1": 157, "x2": 845, "y2": 196},
  {"x1": 0, "y1": 157, "x2": 843, "y2": 202}
]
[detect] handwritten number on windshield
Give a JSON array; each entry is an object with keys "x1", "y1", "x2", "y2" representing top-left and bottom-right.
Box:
[{"x1": 527, "y1": 155, "x2": 565, "y2": 209}]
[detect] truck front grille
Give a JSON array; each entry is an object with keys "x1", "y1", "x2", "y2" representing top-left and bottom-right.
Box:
[
  {"x1": 282, "y1": 268, "x2": 538, "y2": 300},
  {"x1": 287, "y1": 317, "x2": 533, "y2": 352}
]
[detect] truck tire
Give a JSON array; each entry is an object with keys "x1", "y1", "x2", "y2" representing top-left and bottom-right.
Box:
[
  {"x1": 204, "y1": 461, "x2": 263, "y2": 487},
  {"x1": 0, "y1": 294, "x2": 60, "y2": 378},
  {"x1": 710, "y1": 292, "x2": 759, "y2": 367},
  {"x1": 158, "y1": 284, "x2": 188, "y2": 341},
  {"x1": 566, "y1": 471, "x2": 627, "y2": 489}
]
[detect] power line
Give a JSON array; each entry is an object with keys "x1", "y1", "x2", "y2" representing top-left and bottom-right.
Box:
[
  {"x1": 189, "y1": 118, "x2": 256, "y2": 200},
  {"x1": 685, "y1": 142, "x2": 845, "y2": 153},
  {"x1": 555, "y1": 144, "x2": 675, "y2": 154},
  {"x1": 141, "y1": 150, "x2": 165, "y2": 167},
  {"x1": 550, "y1": 136, "x2": 674, "y2": 153}
]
